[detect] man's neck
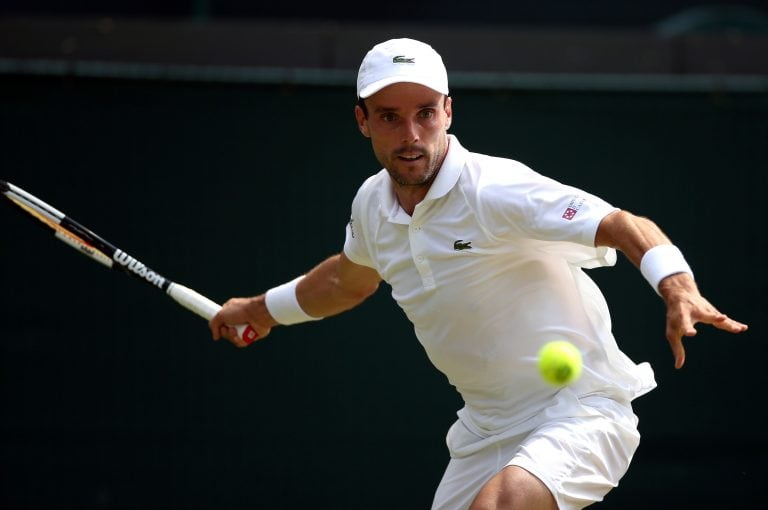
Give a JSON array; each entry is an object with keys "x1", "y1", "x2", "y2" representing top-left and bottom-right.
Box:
[
  {"x1": 394, "y1": 180, "x2": 434, "y2": 216},
  {"x1": 393, "y1": 136, "x2": 451, "y2": 216}
]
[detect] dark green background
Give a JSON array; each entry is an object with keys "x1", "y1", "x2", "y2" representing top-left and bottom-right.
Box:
[{"x1": 1, "y1": 75, "x2": 765, "y2": 508}]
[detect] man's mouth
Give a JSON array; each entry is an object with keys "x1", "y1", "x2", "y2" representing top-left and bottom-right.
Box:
[
  {"x1": 395, "y1": 144, "x2": 427, "y2": 162},
  {"x1": 398, "y1": 153, "x2": 423, "y2": 162}
]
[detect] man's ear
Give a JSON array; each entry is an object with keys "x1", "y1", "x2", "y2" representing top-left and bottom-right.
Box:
[
  {"x1": 444, "y1": 96, "x2": 453, "y2": 130},
  {"x1": 354, "y1": 105, "x2": 370, "y2": 138}
]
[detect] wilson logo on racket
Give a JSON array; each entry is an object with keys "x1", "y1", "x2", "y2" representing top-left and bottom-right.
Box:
[{"x1": 113, "y1": 249, "x2": 166, "y2": 288}]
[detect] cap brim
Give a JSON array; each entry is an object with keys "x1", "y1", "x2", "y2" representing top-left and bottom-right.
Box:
[{"x1": 358, "y1": 76, "x2": 449, "y2": 99}]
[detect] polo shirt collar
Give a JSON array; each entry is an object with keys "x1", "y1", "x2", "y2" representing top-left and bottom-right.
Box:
[
  {"x1": 424, "y1": 134, "x2": 465, "y2": 202},
  {"x1": 384, "y1": 134, "x2": 467, "y2": 224}
]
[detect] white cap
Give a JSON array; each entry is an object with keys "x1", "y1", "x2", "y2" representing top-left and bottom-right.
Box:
[{"x1": 356, "y1": 38, "x2": 449, "y2": 99}]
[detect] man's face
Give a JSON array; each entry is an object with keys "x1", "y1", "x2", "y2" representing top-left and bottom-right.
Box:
[{"x1": 355, "y1": 82, "x2": 452, "y2": 189}]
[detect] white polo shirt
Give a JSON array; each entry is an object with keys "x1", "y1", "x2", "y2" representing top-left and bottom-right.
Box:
[{"x1": 344, "y1": 135, "x2": 656, "y2": 440}]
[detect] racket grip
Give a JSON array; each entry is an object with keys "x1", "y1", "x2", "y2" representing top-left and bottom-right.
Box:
[{"x1": 167, "y1": 283, "x2": 259, "y2": 344}]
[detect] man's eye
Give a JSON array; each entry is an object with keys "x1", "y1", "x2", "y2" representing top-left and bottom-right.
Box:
[
  {"x1": 420, "y1": 109, "x2": 435, "y2": 119},
  {"x1": 381, "y1": 113, "x2": 397, "y2": 122}
]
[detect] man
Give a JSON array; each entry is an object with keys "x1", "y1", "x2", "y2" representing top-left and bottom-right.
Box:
[{"x1": 209, "y1": 39, "x2": 747, "y2": 509}]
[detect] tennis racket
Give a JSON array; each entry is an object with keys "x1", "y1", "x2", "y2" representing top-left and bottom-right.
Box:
[{"x1": 0, "y1": 179, "x2": 258, "y2": 344}]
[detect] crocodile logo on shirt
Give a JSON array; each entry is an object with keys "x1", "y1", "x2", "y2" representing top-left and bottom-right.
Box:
[{"x1": 453, "y1": 240, "x2": 472, "y2": 251}]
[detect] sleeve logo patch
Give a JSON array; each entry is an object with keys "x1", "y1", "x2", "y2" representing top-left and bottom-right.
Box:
[{"x1": 561, "y1": 196, "x2": 585, "y2": 221}]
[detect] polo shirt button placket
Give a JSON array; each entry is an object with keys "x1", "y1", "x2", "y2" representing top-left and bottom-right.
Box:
[{"x1": 409, "y1": 220, "x2": 435, "y2": 289}]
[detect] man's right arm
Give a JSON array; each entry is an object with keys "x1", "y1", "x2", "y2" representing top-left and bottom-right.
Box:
[
  {"x1": 295, "y1": 252, "x2": 382, "y2": 318},
  {"x1": 209, "y1": 252, "x2": 381, "y2": 347}
]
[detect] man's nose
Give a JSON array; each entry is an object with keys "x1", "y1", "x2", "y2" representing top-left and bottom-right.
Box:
[{"x1": 401, "y1": 119, "x2": 419, "y2": 144}]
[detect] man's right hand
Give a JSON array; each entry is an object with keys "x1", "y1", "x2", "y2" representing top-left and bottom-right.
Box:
[{"x1": 209, "y1": 295, "x2": 278, "y2": 348}]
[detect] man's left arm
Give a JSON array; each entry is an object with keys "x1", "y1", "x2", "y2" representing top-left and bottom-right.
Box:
[{"x1": 595, "y1": 210, "x2": 748, "y2": 368}]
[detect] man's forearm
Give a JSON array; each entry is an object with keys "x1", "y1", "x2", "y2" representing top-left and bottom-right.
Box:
[
  {"x1": 296, "y1": 253, "x2": 381, "y2": 318},
  {"x1": 595, "y1": 210, "x2": 672, "y2": 267}
]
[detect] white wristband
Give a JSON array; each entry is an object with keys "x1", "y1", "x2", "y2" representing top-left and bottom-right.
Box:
[
  {"x1": 640, "y1": 245, "x2": 694, "y2": 295},
  {"x1": 264, "y1": 275, "x2": 322, "y2": 325}
]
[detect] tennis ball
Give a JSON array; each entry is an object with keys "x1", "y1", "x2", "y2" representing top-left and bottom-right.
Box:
[{"x1": 538, "y1": 340, "x2": 583, "y2": 386}]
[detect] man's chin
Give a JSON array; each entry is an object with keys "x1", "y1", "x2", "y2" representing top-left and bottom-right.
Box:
[{"x1": 389, "y1": 173, "x2": 432, "y2": 187}]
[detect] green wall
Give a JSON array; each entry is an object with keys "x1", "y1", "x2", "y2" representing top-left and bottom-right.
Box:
[{"x1": 1, "y1": 75, "x2": 765, "y2": 508}]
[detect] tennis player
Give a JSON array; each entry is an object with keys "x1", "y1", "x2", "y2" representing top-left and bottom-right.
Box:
[{"x1": 209, "y1": 38, "x2": 748, "y2": 510}]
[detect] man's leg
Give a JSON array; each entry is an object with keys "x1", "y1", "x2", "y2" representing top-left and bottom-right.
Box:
[
  {"x1": 469, "y1": 466, "x2": 557, "y2": 510},
  {"x1": 434, "y1": 397, "x2": 639, "y2": 510}
]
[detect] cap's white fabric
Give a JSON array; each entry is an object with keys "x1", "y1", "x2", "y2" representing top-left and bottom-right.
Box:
[{"x1": 357, "y1": 38, "x2": 449, "y2": 99}]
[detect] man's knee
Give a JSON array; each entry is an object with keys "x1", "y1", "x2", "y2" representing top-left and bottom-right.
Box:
[{"x1": 469, "y1": 466, "x2": 557, "y2": 510}]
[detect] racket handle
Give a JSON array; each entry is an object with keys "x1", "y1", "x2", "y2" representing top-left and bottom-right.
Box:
[{"x1": 167, "y1": 283, "x2": 259, "y2": 344}]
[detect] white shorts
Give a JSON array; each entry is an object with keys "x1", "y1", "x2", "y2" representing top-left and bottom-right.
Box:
[{"x1": 431, "y1": 396, "x2": 641, "y2": 510}]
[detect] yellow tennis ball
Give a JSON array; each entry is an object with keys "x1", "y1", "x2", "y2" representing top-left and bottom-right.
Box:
[{"x1": 538, "y1": 340, "x2": 583, "y2": 386}]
